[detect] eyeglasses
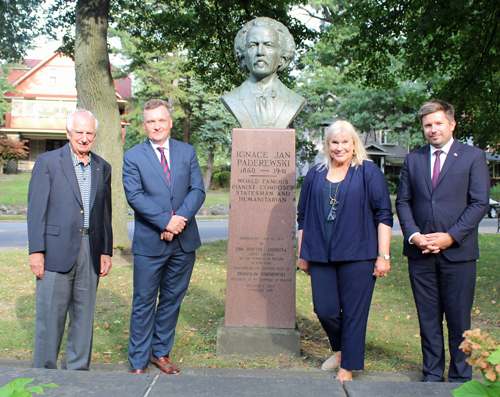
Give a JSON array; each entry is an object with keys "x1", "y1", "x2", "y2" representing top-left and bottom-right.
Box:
[{"x1": 73, "y1": 131, "x2": 96, "y2": 140}]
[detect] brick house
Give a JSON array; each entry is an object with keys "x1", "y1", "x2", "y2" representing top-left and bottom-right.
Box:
[{"x1": 1, "y1": 52, "x2": 131, "y2": 171}]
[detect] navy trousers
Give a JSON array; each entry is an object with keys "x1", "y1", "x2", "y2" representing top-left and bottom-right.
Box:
[
  {"x1": 309, "y1": 259, "x2": 376, "y2": 371},
  {"x1": 128, "y1": 239, "x2": 195, "y2": 370},
  {"x1": 409, "y1": 253, "x2": 476, "y2": 382}
]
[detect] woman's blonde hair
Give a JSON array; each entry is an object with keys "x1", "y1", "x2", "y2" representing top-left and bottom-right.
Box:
[{"x1": 321, "y1": 120, "x2": 370, "y2": 170}]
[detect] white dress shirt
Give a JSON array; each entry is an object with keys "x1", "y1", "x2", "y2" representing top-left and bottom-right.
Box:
[
  {"x1": 430, "y1": 138, "x2": 454, "y2": 179},
  {"x1": 150, "y1": 139, "x2": 171, "y2": 170}
]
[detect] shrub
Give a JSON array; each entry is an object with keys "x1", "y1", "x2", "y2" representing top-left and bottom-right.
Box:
[
  {"x1": 213, "y1": 171, "x2": 231, "y2": 189},
  {"x1": 491, "y1": 183, "x2": 500, "y2": 201},
  {"x1": 385, "y1": 174, "x2": 400, "y2": 195},
  {"x1": 296, "y1": 175, "x2": 306, "y2": 189}
]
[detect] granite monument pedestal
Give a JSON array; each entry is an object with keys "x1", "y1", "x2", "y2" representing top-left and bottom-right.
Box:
[{"x1": 217, "y1": 128, "x2": 300, "y2": 356}]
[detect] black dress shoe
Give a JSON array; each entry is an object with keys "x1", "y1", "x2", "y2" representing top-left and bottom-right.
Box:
[{"x1": 421, "y1": 377, "x2": 445, "y2": 382}]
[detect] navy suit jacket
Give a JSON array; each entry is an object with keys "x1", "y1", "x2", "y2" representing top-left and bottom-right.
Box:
[
  {"x1": 122, "y1": 139, "x2": 205, "y2": 256},
  {"x1": 396, "y1": 140, "x2": 490, "y2": 262},
  {"x1": 297, "y1": 161, "x2": 393, "y2": 263},
  {"x1": 28, "y1": 143, "x2": 113, "y2": 274}
]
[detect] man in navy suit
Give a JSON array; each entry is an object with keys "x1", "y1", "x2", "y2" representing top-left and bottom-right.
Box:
[
  {"x1": 28, "y1": 109, "x2": 113, "y2": 370},
  {"x1": 396, "y1": 99, "x2": 490, "y2": 382},
  {"x1": 123, "y1": 99, "x2": 205, "y2": 374}
]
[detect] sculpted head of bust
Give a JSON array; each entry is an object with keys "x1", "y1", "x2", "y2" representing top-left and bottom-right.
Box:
[
  {"x1": 221, "y1": 17, "x2": 305, "y2": 129},
  {"x1": 234, "y1": 17, "x2": 296, "y2": 80}
]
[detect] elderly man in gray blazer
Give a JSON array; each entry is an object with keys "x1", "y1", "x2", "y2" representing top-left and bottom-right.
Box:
[{"x1": 28, "y1": 109, "x2": 112, "y2": 370}]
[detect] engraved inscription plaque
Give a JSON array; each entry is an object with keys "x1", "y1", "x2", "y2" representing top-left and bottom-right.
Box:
[{"x1": 225, "y1": 128, "x2": 296, "y2": 328}]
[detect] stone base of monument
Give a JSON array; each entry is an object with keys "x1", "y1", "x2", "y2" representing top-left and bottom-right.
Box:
[{"x1": 216, "y1": 317, "x2": 301, "y2": 356}]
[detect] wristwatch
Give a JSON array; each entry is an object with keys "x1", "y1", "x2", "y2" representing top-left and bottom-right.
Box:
[{"x1": 378, "y1": 253, "x2": 390, "y2": 260}]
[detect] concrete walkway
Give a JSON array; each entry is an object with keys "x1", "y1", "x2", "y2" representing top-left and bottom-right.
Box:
[{"x1": 0, "y1": 359, "x2": 472, "y2": 396}]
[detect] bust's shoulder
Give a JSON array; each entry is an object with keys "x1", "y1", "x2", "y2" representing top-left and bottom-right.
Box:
[{"x1": 221, "y1": 83, "x2": 245, "y2": 102}]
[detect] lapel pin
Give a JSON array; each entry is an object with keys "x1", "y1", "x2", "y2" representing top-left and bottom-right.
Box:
[{"x1": 453, "y1": 153, "x2": 458, "y2": 156}]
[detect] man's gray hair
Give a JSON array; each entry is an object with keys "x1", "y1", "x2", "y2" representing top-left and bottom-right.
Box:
[
  {"x1": 142, "y1": 99, "x2": 172, "y2": 120},
  {"x1": 66, "y1": 109, "x2": 99, "y2": 133},
  {"x1": 234, "y1": 17, "x2": 296, "y2": 74},
  {"x1": 418, "y1": 99, "x2": 455, "y2": 125}
]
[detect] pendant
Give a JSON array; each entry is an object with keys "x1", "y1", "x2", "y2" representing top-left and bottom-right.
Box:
[{"x1": 328, "y1": 204, "x2": 337, "y2": 221}]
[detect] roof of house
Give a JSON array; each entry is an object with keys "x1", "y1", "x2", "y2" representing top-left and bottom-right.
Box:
[{"x1": 5, "y1": 52, "x2": 131, "y2": 100}]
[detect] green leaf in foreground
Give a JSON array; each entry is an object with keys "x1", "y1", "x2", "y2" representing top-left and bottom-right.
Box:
[
  {"x1": 451, "y1": 380, "x2": 500, "y2": 397},
  {"x1": 487, "y1": 350, "x2": 500, "y2": 366},
  {"x1": 0, "y1": 378, "x2": 59, "y2": 397}
]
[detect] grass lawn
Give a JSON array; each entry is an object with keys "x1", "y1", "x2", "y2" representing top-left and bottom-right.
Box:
[
  {"x1": 0, "y1": 235, "x2": 498, "y2": 373},
  {"x1": 0, "y1": 174, "x2": 31, "y2": 208}
]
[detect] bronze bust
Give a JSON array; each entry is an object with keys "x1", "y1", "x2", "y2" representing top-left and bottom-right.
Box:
[{"x1": 221, "y1": 17, "x2": 306, "y2": 129}]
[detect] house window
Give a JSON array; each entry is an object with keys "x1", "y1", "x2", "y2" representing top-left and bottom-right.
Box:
[
  {"x1": 47, "y1": 67, "x2": 75, "y2": 86},
  {"x1": 29, "y1": 139, "x2": 46, "y2": 163},
  {"x1": 45, "y1": 140, "x2": 67, "y2": 152},
  {"x1": 376, "y1": 130, "x2": 392, "y2": 145}
]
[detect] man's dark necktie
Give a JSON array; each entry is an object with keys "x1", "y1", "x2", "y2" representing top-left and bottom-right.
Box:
[
  {"x1": 432, "y1": 150, "x2": 443, "y2": 190},
  {"x1": 157, "y1": 147, "x2": 171, "y2": 186},
  {"x1": 430, "y1": 150, "x2": 443, "y2": 231},
  {"x1": 157, "y1": 147, "x2": 174, "y2": 216}
]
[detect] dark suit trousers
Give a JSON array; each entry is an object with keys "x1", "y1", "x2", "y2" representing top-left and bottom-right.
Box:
[
  {"x1": 309, "y1": 260, "x2": 376, "y2": 371},
  {"x1": 128, "y1": 238, "x2": 195, "y2": 370},
  {"x1": 409, "y1": 254, "x2": 476, "y2": 382}
]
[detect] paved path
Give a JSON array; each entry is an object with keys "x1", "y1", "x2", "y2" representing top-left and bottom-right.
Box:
[
  {"x1": 0, "y1": 359, "x2": 471, "y2": 397},
  {"x1": 1, "y1": 218, "x2": 498, "y2": 252}
]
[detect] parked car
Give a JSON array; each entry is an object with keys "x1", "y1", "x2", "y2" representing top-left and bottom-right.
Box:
[{"x1": 489, "y1": 199, "x2": 500, "y2": 218}]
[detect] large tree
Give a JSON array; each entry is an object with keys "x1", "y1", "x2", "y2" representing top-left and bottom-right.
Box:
[
  {"x1": 296, "y1": 2, "x2": 428, "y2": 149},
  {"x1": 327, "y1": 0, "x2": 500, "y2": 148},
  {"x1": 75, "y1": 0, "x2": 130, "y2": 250}
]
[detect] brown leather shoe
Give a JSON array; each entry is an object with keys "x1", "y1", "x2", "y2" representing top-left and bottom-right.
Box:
[
  {"x1": 131, "y1": 368, "x2": 148, "y2": 374},
  {"x1": 151, "y1": 356, "x2": 180, "y2": 375}
]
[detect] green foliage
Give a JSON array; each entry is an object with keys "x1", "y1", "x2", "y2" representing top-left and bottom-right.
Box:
[
  {"x1": 0, "y1": 66, "x2": 13, "y2": 121},
  {"x1": 385, "y1": 175, "x2": 398, "y2": 195},
  {"x1": 115, "y1": 0, "x2": 316, "y2": 92},
  {"x1": 295, "y1": 132, "x2": 318, "y2": 174},
  {"x1": 296, "y1": 175, "x2": 306, "y2": 189},
  {"x1": 0, "y1": 0, "x2": 48, "y2": 61},
  {"x1": 490, "y1": 184, "x2": 500, "y2": 202},
  {"x1": 0, "y1": 378, "x2": 59, "y2": 397},
  {"x1": 296, "y1": 3, "x2": 428, "y2": 149},
  {"x1": 338, "y1": 0, "x2": 500, "y2": 147},
  {"x1": 452, "y1": 380, "x2": 500, "y2": 397},
  {"x1": 212, "y1": 171, "x2": 231, "y2": 189}
]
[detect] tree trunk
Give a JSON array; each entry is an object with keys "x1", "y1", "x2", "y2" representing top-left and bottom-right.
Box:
[
  {"x1": 75, "y1": 0, "x2": 131, "y2": 251},
  {"x1": 204, "y1": 149, "x2": 214, "y2": 193}
]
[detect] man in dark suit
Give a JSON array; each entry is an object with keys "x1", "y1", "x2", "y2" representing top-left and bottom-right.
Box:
[
  {"x1": 221, "y1": 17, "x2": 305, "y2": 129},
  {"x1": 396, "y1": 99, "x2": 490, "y2": 382},
  {"x1": 123, "y1": 99, "x2": 205, "y2": 374},
  {"x1": 28, "y1": 109, "x2": 112, "y2": 370}
]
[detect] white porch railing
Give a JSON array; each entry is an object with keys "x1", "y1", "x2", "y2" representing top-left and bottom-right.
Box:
[{"x1": 11, "y1": 100, "x2": 77, "y2": 119}]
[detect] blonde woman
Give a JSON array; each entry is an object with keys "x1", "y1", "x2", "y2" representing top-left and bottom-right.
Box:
[{"x1": 297, "y1": 120, "x2": 393, "y2": 382}]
